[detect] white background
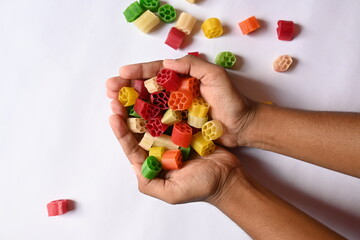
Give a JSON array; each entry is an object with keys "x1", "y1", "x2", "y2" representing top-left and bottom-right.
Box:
[{"x1": 1, "y1": 0, "x2": 360, "y2": 239}]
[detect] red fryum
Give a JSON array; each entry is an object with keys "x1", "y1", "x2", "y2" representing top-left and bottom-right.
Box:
[
  {"x1": 168, "y1": 91, "x2": 193, "y2": 110},
  {"x1": 156, "y1": 68, "x2": 181, "y2": 91},
  {"x1": 146, "y1": 116, "x2": 168, "y2": 137},
  {"x1": 277, "y1": 20, "x2": 294, "y2": 41},
  {"x1": 165, "y1": 27, "x2": 186, "y2": 50},
  {"x1": 150, "y1": 91, "x2": 170, "y2": 110},
  {"x1": 133, "y1": 80, "x2": 150, "y2": 100},
  {"x1": 134, "y1": 98, "x2": 161, "y2": 120},
  {"x1": 178, "y1": 77, "x2": 200, "y2": 98},
  {"x1": 47, "y1": 199, "x2": 68, "y2": 216},
  {"x1": 171, "y1": 122, "x2": 192, "y2": 148}
]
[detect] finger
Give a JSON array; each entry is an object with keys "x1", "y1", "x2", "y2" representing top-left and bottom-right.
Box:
[
  {"x1": 106, "y1": 76, "x2": 130, "y2": 92},
  {"x1": 109, "y1": 114, "x2": 147, "y2": 165},
  {"x1": 110, "y1": 100, "x2": 127, "y2": 117},
  {"x1": 119, "y1": 60, "x2": 164, "y2": 80},
  {"x1": 107, "y1": 90, "x2": 119, "y2": 99}
]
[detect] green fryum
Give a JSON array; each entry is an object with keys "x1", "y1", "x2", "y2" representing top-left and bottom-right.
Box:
[
  {"x1": 123, "y1": 1, "x2": 145, "y2": 22},
  {"x1": 140, "y1": 0, "x2": 160, "y2": 12},
  {"x1": 142, "y1": 156, "x2": 162, "y2": 179},
  {"x1": 158, "y1": 4, "x2": 176, "y2": 23},
  {"x1": 128, "y1": 106, "x2": 141, "y2": 118},
  {"x1": 215, "y1": 51, "x2": 237, "y2": 68},
  {"x1": 179, "y1": 147, "x2": 191, "y2": 161}
]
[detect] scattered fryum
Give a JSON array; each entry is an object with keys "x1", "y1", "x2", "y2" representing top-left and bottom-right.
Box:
[
  {"x1": 239, "y1": 16, "x2": 261, "y2": 35},
  {"x1": 201, "y1": 18, "x2": 224, "y2": 39},
  {"x1": 215, "y1": 51, "x2": 237, "y2": 68},
  {"x1": 118, "y1": 70, "x2": 224, "y2": 179},
  {"x1": 47, "y1": 199, "x2": 69, "y2": 217},
  {"x1": 273, "y1": 55, "x2": 293, "y2": 72},
  {"x1": 277, "y1": 20, "x2": 295, "y2": 41}
]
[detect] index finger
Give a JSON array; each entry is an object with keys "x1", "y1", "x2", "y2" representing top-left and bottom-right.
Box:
[{"x1": 119, "y1": 60, "x2": 164, "y2": 80}]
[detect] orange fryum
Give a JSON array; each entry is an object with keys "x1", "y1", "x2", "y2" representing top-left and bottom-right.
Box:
[
  {"x1": 168, "y1": 91, "x2": 193, "y2": 111},
  {"x1": 239, "y1": 16, "x2": 260, "y2": 35},
  {"x1": 161, "y1": 149, "x2": 183, "y2": 170},
  {"x1": 178, "y1": 77, "x2": 200, "y2": 98}
]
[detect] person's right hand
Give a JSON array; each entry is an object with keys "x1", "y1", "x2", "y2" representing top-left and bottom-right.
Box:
[{"x1": 162, "y1": 56, "x2": 258, "y2": 147}]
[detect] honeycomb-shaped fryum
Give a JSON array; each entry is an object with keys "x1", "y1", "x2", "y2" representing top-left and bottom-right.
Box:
[
  {"x1": 239, "y1": 16, "x2": 260, "y2": 35},
  {"x1": 128, "y1": 105, "x2": 141, "y2": 118},
  {"x1": 187, "y1": 112, "x2": 208, "y2": 128},
  {"x1": 215, "y1": 51, "x2": 237, "y2": 69},
  {"x1": 161, "y1": 108, "x2": 182, "y2": 125},
  {"x1": 134, "y1": 10, "x2": 160, "y2": 34},
  {"x1": 277, "y1": 20, "x2": 294, "y2": 41},
  {"x1": 144, "y1": 77, "x2": 163, "y2": 93},
  {"x1": 178, "y1": 77, "x2": 200, "y2": 98},
  {"x1": 188, "y1": 97, "x2": 210, "y2": 118},
  {"x1": 171, "y1": 122, "x2": 193, "y2": 148},
  {"x1": 141, "y1": 156, "x2": 162, "y2": 179},
  {"x1": 157, "y1": 69, "x2": 180, "y2": 91},
  {"x1": 158, "y1": 4, "x2": 176, "y2": 23},
  {"x1": 273, "y1": 55, "x2": 293, "y2": 72},
  {"x1": 201, "y1": 120, "x2": 223, "y2": 141},
  {"x1": 161, "y1": 149, "x2": 183, "y2": 170},
  {"x1": 165, "y1": 27, "x2": 186, "y2": 50},
  {"x1": 127, "y1": 118, "x2": 147, "y2": 133},
  {"x1": 146, "y1": 116, "x2": 168, "y2": 137},
  {"x1": 175, "y1": 12, "x2": 197, "y2": 35},
  {"x1": 134, "y1": 98, "x2": 161, "y2": 120},
  {"x1": 190, "y1": 132, "x2": 216, "y2": 156},
  {"x1": 201, "y1": 18, "x2": 223, "y2": 39},
  {"x1": 179, "y1": 146, "x2": 191, "y2": 161},
  {"x1": 168, "y1": 91, "x2": 193, "y2": 111},
  {"x1": 153, "y1": 134, "x2": 179, "y2": 150},
  {"x1": 149, "y1": 146, "x2": 166, "y2": 161},
  {"x1": 139, "y1": 0, "x2": 160, "y2": 12},
  {"x1": 118, "y1": 87, "x2": 139, "y2": 107},
  {"x1": 138, "y1": 132, "x2": 155, "y2": 150},
  {"x1": 150, "y1": 91, "x2": 170, "y2": 110},
  {"x1": 123, "y1": 1, "x2": 145, "y2": 22}
]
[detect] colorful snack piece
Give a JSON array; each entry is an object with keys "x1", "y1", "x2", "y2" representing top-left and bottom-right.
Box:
[
  {"x1": 161, "y1": 149, "x2": 183, "y2": 170},
  {"x1": 190, "y1": 132, "x2": 215, "y2": 156},
  {"x1": 277, "y1": 20, "x2": 295, "y2": 41},
  {"x1": 133, "y1": 79, "x2": 150, "y2": 100},
  {"x1": 273, "y1": 55, "x2": 293, "y2": 72},
  {"x1": 150, "y1": 91, "x2": 170, "y2": 110},
  {"x1": 139, "y1": 132, "x2": 155, "y2": 150},
  {"x1": 215, "y1": 51, "x2": 237, "y2": 69},
  {"x1": 128, "y1": 105, "x2": 141, "y2": 118},
  {"x1": 158, "y1": 4, "x2": 176, "y2": 23},
  {"x1": 134, "y1": 98, "x2": 161, "y2": 120},
  {"x1": 134, "y1": 10, "x2": 160, "y2": 33},
  {"x1": 188, "y1": 113, "x2": 208, "y2": 128},
  {"x1": 178, "y1": 77, "x2": 200, "y2": 98},
  {"x1": 165, "y1": 27, "x2": 186, "y2": 50},
  {"x1": 47, "y1": 199, "x2": 68, "y2": 216},
  {"x1": 239, "y1": 16, "x2": 260, "y2": 35},
  {"x1": 144, "y1": 77, "x2": 164, "y2": 93},
  {"x1": 202, "y1": 120, "x2": 223, "y2": 141},
  {"x1": 201, "y1": 18, "x2": 223, "y2": 39},
  {"x1": 175, "y1": 12, "x2": 197, "y2": 35},
  {"x1": 139, "y1": 0, "x2": 160, "y2": 12},
  {"x1": 168, "y1": 91, "x2": 193, "y2": 111},
  {"x1": 171, "y1": 122, "x2": 193, "y2": 148},
  {"x1": 141, "y1": 156, "x2": 162, "y2": 179},
  {"x1": 188, "y1": 97, "x2": 209, "y2": 118},
  {"x1": 161, "y1": 108, "x2": 182, "y2": 125},
  {"x1": 127, "y1": 118, "x2": 147, "y2": 133},
  {"x1": 157, "y1": 69, "x2": 181, "y2": 91},
  {"x1": 146, "y1": 116, "x2": 168, "y2": 137},
  {"x1": 188, "y1": 52, "x2": 200, "y2": 57},
  {"x1": 153, "y1": 134, "x2": 179, "y2": 150},
  {"x1": 149, "y1": 146, "x2": 166, "y2": 161},
  {"x1": 123, "y1": 1, "x2": 145, "y2": 22},
  {"x1": 179, "y1": 146, "x2": 191, "y2": 161},
  {"x1": 118, "y1": 87, "x2": 139, "y2": 107}
]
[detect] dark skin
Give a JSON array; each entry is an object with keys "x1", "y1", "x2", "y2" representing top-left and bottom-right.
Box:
[{"x1": 106, "y1": 55, "x2": 359, "y2": 239}]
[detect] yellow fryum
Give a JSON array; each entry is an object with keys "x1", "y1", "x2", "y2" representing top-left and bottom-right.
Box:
[
  {"x1": 134, "y1": 10, "x2": 160, "y2": 33},
  {"x1": 118, "y1": 87, "x2": 139, "y2": 107},
  {"x1": 190, "y1": 132, "x2": 215, "y2": 156},
  {"x1": 202, "y1": 120, "x2": 223, "y2": 141},
  {"x1": 149, "y1": 146, "x2": 166, "y2": 161},
  {"x1": 161, "y1": 109, "x2": 182, "y2": 125},
  {"x1": 139, "y1": 132, "x2": 155, "y2": 151},
  {"x1": 153, "y1": 134, "x2": 179, "y2": 150},
  {"x1": 201, "y1": 18, "x2": 223, "y2": 39},
  {"x1": 188, "y1": 97, "x2": 210, "y2": 118},
  {"x1": 175, "y1": 12, "x2": 197, "y2": 35},
  {"x1": 144, "y1": 77, "x2": 163, "y2": 93},
  {"x1": 127, "y1": 118, "x2": 147, "y2": 133},
  {"x1": 188, "y1": 112, "x2": 208, "y2": 128}
]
